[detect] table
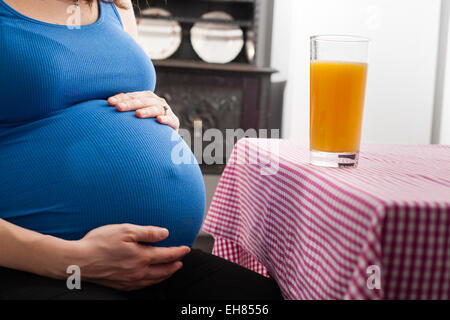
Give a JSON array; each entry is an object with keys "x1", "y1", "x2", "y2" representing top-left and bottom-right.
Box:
[{"x1": 202, "y1": 139, "x2": 450, "y2": 300}]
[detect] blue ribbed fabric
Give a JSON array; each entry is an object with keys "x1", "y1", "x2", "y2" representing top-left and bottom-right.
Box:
[{"x1": 0, "y1": 1, "x2": 206, "y2": 247}]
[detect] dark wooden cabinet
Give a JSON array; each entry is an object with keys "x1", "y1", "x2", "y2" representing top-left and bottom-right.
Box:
[
  {"x1": 135, "y1": 0, "x2": 268, "y2": 65},
  {"x1": 135, "y1": 0, "x2": 279, "y2": 174},
  {"x1": 154, "y1": 60, "x2": 276, "y2": 173}
]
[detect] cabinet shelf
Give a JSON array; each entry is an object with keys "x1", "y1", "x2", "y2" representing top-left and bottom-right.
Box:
[
  {"x1": 135, "y1": 0, "x2": 261, "y2": 64},
  {"x1": 153, "y1": 59, "x2": 276, "y2": 74},
  {"x1": 139, "y1": 15, "x2": 254, "y2": 28}
]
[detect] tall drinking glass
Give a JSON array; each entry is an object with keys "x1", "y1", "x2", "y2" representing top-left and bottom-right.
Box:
[{"x1": 310, "y1": 35, "x2": 369, "y2": 168}]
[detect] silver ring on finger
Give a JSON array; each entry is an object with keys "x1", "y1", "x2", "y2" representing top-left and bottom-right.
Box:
[{"x1": 162, "y1": 104, "x2": 170, "y2": 116}]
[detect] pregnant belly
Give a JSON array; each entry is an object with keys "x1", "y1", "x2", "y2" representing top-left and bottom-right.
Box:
[{"x1": 0, "y1": 100, "x2": 206, "y2": 247}]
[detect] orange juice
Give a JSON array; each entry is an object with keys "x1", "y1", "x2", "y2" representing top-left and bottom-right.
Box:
[{"x1": 310, "y1": 61, "x2": 368, "y2": 153}]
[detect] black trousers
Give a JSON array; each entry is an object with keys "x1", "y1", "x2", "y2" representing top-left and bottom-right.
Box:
[{"x1": 0, "y1": 249, "x2": 283, "y2": 300}]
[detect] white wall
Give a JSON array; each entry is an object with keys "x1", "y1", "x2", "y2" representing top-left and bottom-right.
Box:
[
  {"x1": 272, "y1": 0, "x2": 442, "y2": 145},
  {"x1": 271, "y1": 0, "x2": 293, "y2": 83},
  {"x1": 440, "y1": 3, "x2": 450, "y2": 144}
]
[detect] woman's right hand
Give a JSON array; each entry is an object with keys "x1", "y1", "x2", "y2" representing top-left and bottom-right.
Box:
[{"x1": 73, "y1": 224, "x2": 190, "y2": 291}]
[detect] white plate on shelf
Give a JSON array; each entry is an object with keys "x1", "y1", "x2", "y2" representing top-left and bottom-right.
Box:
[
  {"x1": 137, "y1": 8, "x2": 182, "y2": 60},
  {"x1": 190, "y1": 11, "x2": 244, "y2": 64},
  {"x1": 245, "y1": 30, "x2": 256, "y2": 63}
]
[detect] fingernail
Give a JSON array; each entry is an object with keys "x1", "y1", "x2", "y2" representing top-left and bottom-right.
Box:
[
  {"x1": 118, "y1": 102, "x2": 127, "y2": 109},
  {"x1": 109, "y1": 97, "x2": 117, "y2": 103}
]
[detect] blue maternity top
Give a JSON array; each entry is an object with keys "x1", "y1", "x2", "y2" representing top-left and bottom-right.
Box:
[{"x1": 0, "y1": 1, "x2": 206, "y2": 247}]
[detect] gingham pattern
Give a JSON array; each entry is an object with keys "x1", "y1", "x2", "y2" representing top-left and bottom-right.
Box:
[
  {"x1": 202, "y1": 139, "x2": 450, "y2": 300},
  {"x1": 213, "y1": 237, "x2": 269, "y2": 277}
]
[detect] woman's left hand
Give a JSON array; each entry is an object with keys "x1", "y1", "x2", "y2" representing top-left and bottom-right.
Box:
[{"x1": 107, "y1": 91, "x2": 180, "y2": 131}]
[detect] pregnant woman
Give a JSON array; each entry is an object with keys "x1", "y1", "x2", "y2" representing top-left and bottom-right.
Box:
[{"x1": 0, "y1": 0, "x2": 282, "y2": 300}]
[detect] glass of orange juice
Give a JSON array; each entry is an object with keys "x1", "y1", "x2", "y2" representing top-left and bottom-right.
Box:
[{"x1": 310, "y1": 35, "x2": 370, "y2": 168}]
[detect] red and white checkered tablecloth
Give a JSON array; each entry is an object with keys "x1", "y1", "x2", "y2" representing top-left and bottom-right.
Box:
[{"x1": 202, "y1": 139, "x2": 450, "y2": 300}]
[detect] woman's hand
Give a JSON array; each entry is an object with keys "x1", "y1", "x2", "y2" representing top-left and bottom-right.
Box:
[
  {"x1": 107, "y1": 91, "x2": 180, "y2": 131},
  {"x1": 74, "y1": 224, "x2": 190, "y2": 291}
]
